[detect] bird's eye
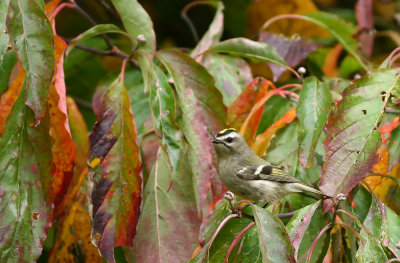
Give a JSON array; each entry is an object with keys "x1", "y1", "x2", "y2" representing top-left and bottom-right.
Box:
[{"x1": 225, "y1": 137, "x2": 233, "y2": 143}]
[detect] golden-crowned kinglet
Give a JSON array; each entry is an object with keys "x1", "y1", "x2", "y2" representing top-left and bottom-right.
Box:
[{"x1": 212, "y1": 128, "x2": 325, "y2": 202}]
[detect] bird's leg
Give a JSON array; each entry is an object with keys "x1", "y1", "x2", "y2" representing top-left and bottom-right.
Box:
[{"x1": 224, "y1": 191, "x2": 237, "y2": 214}]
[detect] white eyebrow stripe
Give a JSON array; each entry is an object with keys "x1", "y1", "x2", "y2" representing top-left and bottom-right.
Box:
[{"x1": 217, "y1": 133, "x2": 240, "y2": 141}]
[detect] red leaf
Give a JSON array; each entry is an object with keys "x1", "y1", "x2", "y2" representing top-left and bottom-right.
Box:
[{"x1": 87, "y1": 74, "x2": 142, "y2": 262}]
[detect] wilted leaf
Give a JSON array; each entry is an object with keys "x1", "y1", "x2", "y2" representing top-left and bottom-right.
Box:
[
  {"x1": 129, "y1": 149, "x2": 201, "y2": 263},
  {"x1": 202, "y1": 54, "x2": 252, "y2": 106},
  {"x1": 48, "y1": 192, "x2": 103, "y2": 263},
  {"x1": 0, "y1": 81, "x2": 54, "y2": 261},
  {"x1": 48, "y1": 36, "x2": 76, "y2": 215},
  {"x1": 158, "y1": 50, "x2": 227, "y2": 133},
  {"x1": 149, "y1": 65, "x2": 185, "y2": 179},
  {"x1": 320, "y1": 69, "x2": 400, "y2": 211},
  {"x1": 6, "y1": 0, "x2": 55, "y2": 123},
  {"x1": 206, "y1": 38, "x2": 287, "y2": 67},
  {"x1": 228, "y1": 78, "x2": 271, "y2": 143},
  {"x1": 253, "y1": 108, "x2": 297, "y2": 157},
  {"x1": 250, "y1": 205, "x2": 295, "y2": 262},
  {"x1": 87, "y1": 74, "x2": 142, "y2": 262},
  {"x1": 286, "y1": 201, "x2": 321, "y2": 260},
  {"x1": 297, "y1": 77, "x2": 332, "y2": 168},
  {"x1": 67, "y1": 24, "x2": 131, "y2": 54},
  {"x1": 259, "y1": 32, "x2": 319, "y2": 82},
  {"x1": 191, "y1": 1, "x2": 224, "y2": 60}
]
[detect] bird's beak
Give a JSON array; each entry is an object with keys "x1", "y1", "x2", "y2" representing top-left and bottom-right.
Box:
[{"x1": 212, "y1": 138, "x2": 220, "y2": 144}]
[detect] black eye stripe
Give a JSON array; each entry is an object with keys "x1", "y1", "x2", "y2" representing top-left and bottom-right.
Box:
[{"x1": 225, "y1": 137, "x2": 234, "y2": 143}]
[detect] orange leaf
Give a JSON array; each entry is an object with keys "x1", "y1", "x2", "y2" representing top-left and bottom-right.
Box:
[
  {"x1": 0, "y1": 63, "x2": 25, "y2": 135},
  {"x1": 322, "y1": 44, "x2": 342, "y2": 78},
  {"x1": 48, "y1": 191, "x2": 103, "y2": 263},
  {"x1": 49, "y1": 35, "x2": 77, "y2": 215},
  {"x1": 252, "y1": 108, "x2": 297, "y2": 157}
]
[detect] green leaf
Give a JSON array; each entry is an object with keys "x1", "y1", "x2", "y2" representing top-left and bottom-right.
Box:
[
  {"x1": 320, "y1": 69, "x2": 400, "y2": 211},
  {"x1": 0, "y1": 0, "x2": 10, "y2": 64},
  {"x1": 203, "y1": 54, "x2": 252, "y2": 106},
  {"x1": 250, "y1": 205, "x2": 295, "y2": 263},
  {"x1": 0, "y1": 51, "x2": 17, "y2": 95},
  {"x1": 149, "y1": 65, "x2": 185, "y2": 178},
  {"x1": 67, "y1": 24, "x2": 131, "y2": 54},
  {"x1": 6, "y1": 0, "x2": 55, "y2": 123},
  {"x1": 206, "y1": 38, "x2": 287, "y2": 66},
  {"x1": 301, "y1": 12, "x2": 369, "y2": 70},
  {"x1": 0, "y1": 83, "x2": 54, "y2": 262},
  {"x1": 389, "y1": 125, "x2": 400, "y2": 170},
  {"x1": 286, "y1": 201, "x2": 321, "y2": 260},
  {"x1": 158, "y1": 50, "x2": 224, "y2": 216},
  {"x1": 128, "y1": 149, "x2": 200, "y2": 263},
  {"x1": 191, "y1": 1, "x2": 224, "y2": 58},
  {"x1": 87, "y1": 74, "x2": 142, "y2": 263},
  {"x1": 110, "y1": 0, "x2": 155, "y2": 56},
  {"x1": 297, "y1": 77, "x2": 332, "y2": 168}
]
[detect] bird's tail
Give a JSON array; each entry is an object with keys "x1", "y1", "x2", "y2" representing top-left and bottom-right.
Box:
[{"x1": 292, "y1": 183, "x2": 332, "y2": 199}]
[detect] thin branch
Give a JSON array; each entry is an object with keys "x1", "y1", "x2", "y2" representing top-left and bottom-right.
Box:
[
  {"x1": 70, "y1": 96, "x2": 92, "y2": 110},
  {"x1": 334, "y1": 221, "x2": 363, "y2": 241},
  {"x1": 276, "y1": 210, "x2": 298, "y2": 219},
  {"x1": 386, "y1": 107, "x2": 400, "y2": 115},
  {"x1": 69, "y1": 0, "x2": 114, "y2": 49},
  {"x1": 307, "y1": 223, "x2": 333, "y2": 261},
  {"x1": 181, "y1": 1, "x2": 212, "y2": 43},
  {"x1": 98, "y1": 0, "x2": 120, "y2": 18},
  {"x1": 336, "y1": 209, "x2": 379, "y2": 240}
]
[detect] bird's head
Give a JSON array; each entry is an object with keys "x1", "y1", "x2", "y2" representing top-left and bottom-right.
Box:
[{"x1": 212, "y1": 128, "x2": 249, "y2": 158}]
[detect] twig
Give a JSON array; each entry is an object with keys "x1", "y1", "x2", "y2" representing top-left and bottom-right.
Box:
[
  {"x1": 276, "y1": 210, "x2": 298, "y2": 219},
  {"x1": 70, "y1": 96, "x2": 92, "y2": 110},
  {"x1": 334, "y1": 221, "x2": 363, "y2": 241},
  {"x1": 386, "y1": 107, "x2": 400, "y2": 115},
  {"x1": 181, "y1": 1, "x2": 212, "y2": 43},
  {"x1": 98, "y1": 0, "x2": 120, "y2": 18},
  {"x1": 69, "y1": 0, "x2": 114, "y2": 49},
  {"x1": 307, "y1": 222, "x2": 333, "y2": 261}
]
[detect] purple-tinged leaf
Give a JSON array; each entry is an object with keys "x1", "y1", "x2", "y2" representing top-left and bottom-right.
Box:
[
  {"x1": 0, "y1": 82, "x2": 54, "y2": 262},
  {"x1": 259, "y1": 32, "x2": 319, "y2": 82},
  {"x1": 158, "y1": 50, "x2": 227, "y2": 133},
  {"x1": 87, "y1": 74, "x2": 142, "y2": 263},
  {"x1": 286, "y1": 201, "x2": 321, "y2": 260},
  {"x1": 297, "y1": 77, "x2": 332, "y2": 168},
  {"x1": 191, "y1": 2, "x2": 224, "y2": 59},
  {"x1": 6, "y1": 0, "x2": 55, "y2": 124},
  {"x1": 150, "y1": 65, "x2": 185, "y2": 178},
  {"x1": 206, "y1": 38, "x2": 287, "y2": 67},
  {"x1": 158, "y1": 50, "x2": 222, "y2": 216},
  {"x1": 320, "y1": 69, "x2": 400, "y2": 212},
  {"x1": 129, "y1": 148, "x2": 201, "y2": 263},
  {"x1": 250, "y1": 205, "x2": 296, "y2": 263}
]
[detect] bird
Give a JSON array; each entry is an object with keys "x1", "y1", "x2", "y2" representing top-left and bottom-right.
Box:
[{"x1": 212, "y1": 128, "x2": 326, "y2": 203}]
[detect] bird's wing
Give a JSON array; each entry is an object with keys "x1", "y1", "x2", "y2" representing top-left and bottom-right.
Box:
[
  {"x1": 235, "y1": 164, "x2": 300, "y2": 183},
  {"x1": 235, "y1": 164, "x2": 325, "y2": 196}
]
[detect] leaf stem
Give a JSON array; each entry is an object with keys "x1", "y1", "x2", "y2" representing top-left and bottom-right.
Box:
[
  {"x1": 307, "y1": 222, "x2": 333, "y2": 261},
  {"x1": 223, "y1": 222, "x2": 255, "y2": 263},
  {"x1": 334, "y1": 221, "x2": 363, "y2": 241},
  {"x1": 181, "y1": 1, "x2": 213, "y2": 43}
]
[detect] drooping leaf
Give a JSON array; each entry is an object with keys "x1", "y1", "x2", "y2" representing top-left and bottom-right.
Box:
[
  {"x1": 252, "y1": 108, "x2": 297, "y2": 157},
  {"x1": 259, "y1": 32, "x2": 319, "y2": 82},
  {"x1": 67, "y1": 24, "x2": 131, "y2": 54},
  {"x1": 320, "y1": 69, "x2": 400, "y2": 211},
  {"x1": 286, "y1": 201, "x2": 321, "y2": 260},
  {"x1": 158, "y1": 50, "x2": 224, "y2": 215},
  {"x1": 0, "y1": 81, "x2": 54, "y2": 262},
  {"x1": 87, "y1": 74, "x2": 142, "y2": 262},
  {"x1": 202, "y1": 54, "x2": 252, "y2": 106},
  {"x1": 110, "y1": 0, "x2": 156, "y2": 93},
  {"x1": 250, "y1": 205, "x2": 295, "y2": 263},
  {"x1": 206, "y1": 38, "x2": 287, "y2": 67},
  {"x1": 6, "y1": 0, "x2": 56, "y2": 123},
  {"x1": 128, "y1": 148, "x2": 201, "y2": 263},
  {"x1": 158, "y1": 50, "x2": 227, "y2": 133},
  {"x1": 48, "y1": 35, "x2": 76, "y2": 215},
  {"x1": 149, "y1": 65, "x2": 185, "y2": 179},
  {"x1": 297, "y1": 77, "x2": 332, "y2": 168},
  {"x1": 227, "y1": 77, "x2": 271, "y2": 143},
  {"x1": 191, "y1": 1, "x2": 224, "y2": 60},
  {"x1": 301, "y1": 12, "x2": 369, "y2": 70}
]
